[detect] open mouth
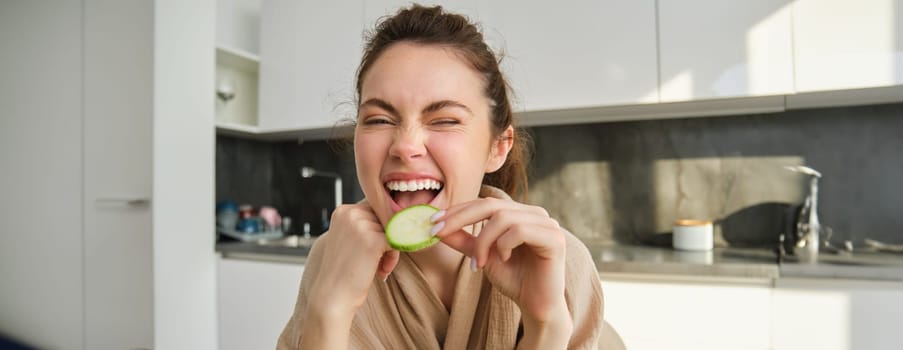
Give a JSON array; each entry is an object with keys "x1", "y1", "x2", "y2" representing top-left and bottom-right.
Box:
[{"x1": 385, "y1": 179, "x2": 443, "y2": 211}]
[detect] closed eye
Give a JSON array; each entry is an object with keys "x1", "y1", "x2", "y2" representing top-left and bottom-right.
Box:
[
  {"x1": 431, "y1": 118, "x2": 460, "y2": 126},
  {"x1": 362, "y1": 116, "x2": 395, "y2": 126}
]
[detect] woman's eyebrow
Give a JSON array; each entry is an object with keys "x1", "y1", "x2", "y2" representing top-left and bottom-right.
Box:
[
  {"x1": 361, "y1": 98, "x2": 474, "y2": 118},
  {"x1": 423, "y1": 100, "x2": 473, "y2": 116},
  {"x1": 359, "y1": 98, "x2": 399, "y2": 117}
]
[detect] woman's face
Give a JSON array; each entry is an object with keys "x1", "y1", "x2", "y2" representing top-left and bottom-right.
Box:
[{"x1": 354, "y1": 42, "x2": 512, "y2": 227}]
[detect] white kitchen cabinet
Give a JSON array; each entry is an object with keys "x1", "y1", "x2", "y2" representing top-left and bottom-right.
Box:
[
  {"x1": 0, "y1": 1, "x2": 156, "y2": 349},
  {"x1": 772, "y1": 278, "x2": 903, "y2": 350},
  {"x1": 218, "y1": 257, "x2": 305, "y2": 350},
  {"x1": 658, "y1": 0, "x2": 794, "y2": 102},
  {"x1": 234, "y1": 0, "x2": 902, "y2": 138},
  {"x1": 601, "y1": 277, "x2": 772, "y2": 350},
  {"x1": 216, "y1": 47, "x2": 260, "y2": 128},
  {"x1": 0, "y1": 1, "x2": 86, "y2": 348},
  {"x1": 258, "y1": 0, "x2": 362, "y2": 132},
  {"x1": 363, "y1": 1, "x2": 659, "y2": 113},
  {"x1": 603, "y1": 275, "x2": 903, "y2": 350},
  {"x1": 216, "y1": 0, "x2": 261, "y2": 55},
  {"x1": 216, "y1": 0, "x2": 261, "y2": 129},
  {"x1": 485, "y1": 0, "x2": 659, "y2": 111},
  {"x1": 83, "y1": 0, "x2": 154, "y2": 349},
  {"x1": 1, "y1": 1, "x2": 217, "y2": 349},
  {"x1": 363, "y1": 0, "x2": 487, "y2": 28},
  {"x1": 793, "y1": 0, "x2": 903, "y2": 93}
]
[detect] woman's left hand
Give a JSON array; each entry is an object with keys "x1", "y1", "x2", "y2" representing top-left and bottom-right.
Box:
[{"x1": 430, "y1": 198, "x2": 571, "y2": 327}]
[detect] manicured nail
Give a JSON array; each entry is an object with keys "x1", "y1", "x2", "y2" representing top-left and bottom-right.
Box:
[
  {"x1": 470, "y1": 257, "x2": 478, "y2": 272},
  {"x1": 430, "y1": 210, "x2": 446, "y2": 222},
  {"x1": 430, "y1": 221, "x2": 445, "y2": 236}
]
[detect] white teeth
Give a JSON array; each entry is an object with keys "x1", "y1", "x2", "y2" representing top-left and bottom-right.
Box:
[{"x1": 385, "y1": 179, "x2": 443, "y2": 192}]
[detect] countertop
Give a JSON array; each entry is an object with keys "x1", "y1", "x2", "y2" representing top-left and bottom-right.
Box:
[
  {"x1": 216, "y1": 237, "x2": 903, "y2": 283},
  {"x1": 217, "y1": 237, "x2": 313, "y2": 264},
  {"x1": 591, "y1": 243, "x2": 903, "y2": 283}
]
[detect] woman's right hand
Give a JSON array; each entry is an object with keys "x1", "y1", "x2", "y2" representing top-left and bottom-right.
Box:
[{"x1": 305, "y1": 202, "x2": 399, "y2": 321}]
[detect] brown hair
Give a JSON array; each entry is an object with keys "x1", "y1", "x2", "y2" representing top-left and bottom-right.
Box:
[{"x1": 355, "y1": 4, "x2": 531, "y2": 200}]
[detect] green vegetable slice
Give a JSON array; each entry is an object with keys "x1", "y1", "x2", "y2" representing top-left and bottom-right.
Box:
[{"x1": 385, "y1": 204, "x2": 440, "y2": 252}]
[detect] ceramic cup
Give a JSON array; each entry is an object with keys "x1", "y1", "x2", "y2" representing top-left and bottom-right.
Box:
[
  {"x1": 673, "y1": 219, "x2": 714, "y2": 251},
  {"x1": 258, "y1": 206, "x2": 282, "y2": 231},
  {"x1": 216, "y1": 200, "x2": 239, "y2": 230}
]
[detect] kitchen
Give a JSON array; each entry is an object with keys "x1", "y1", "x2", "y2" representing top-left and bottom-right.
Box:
[{"x1": 2, "y1": 0, "x2": 903, "y2": 349}]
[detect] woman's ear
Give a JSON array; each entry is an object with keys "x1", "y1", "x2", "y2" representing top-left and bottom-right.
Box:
[{"x1": 485, "y1": 126, "x2": 514, "y2": 173}]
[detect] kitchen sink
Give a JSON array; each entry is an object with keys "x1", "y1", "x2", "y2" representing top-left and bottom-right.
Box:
[
  {"x1": 778, "y1": 250, "x2": 903, "y2": 281},
  {"x1": 783, "y1": 251, "x2": 902, "y2": 267},
  {"x1": 255, "y1": 235, "x2": 318, "y2": 248}
]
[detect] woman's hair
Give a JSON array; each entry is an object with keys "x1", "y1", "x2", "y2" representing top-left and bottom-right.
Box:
[{"x1": 355, "y1": 4, "x2": 531, "y2": 200}]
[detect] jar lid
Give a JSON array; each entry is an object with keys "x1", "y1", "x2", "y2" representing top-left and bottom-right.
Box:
[{"x1": 674, "y1": 219, "x2": 713, "y2": 226}]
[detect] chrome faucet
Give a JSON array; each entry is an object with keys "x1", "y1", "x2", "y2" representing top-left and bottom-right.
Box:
[
  {"x1": 785, "y1": 165, "x2": 822, "y2": 261},
  {"x1": 300, "y1": 167, "x2": 343, "y2": 230}
]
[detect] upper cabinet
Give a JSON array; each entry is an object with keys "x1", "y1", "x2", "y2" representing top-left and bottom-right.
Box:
[
  {"x1": 228, "y1": 0, "x2": 902, "y2": 139},
  {"x1": 215, "y1": 0, "x2": 261, "y2": 129},
  {"x1": 793, "y1": 0, "x2": 903, "y2": 92},
  {"x1": 216, "y1": 0, "x2": 261, "y2": 54},
  {"x1": 485, "y1": 0, "x2": 658, "y2": 111},
  {"x1": 363, "y1": 0, "x2": 486, "y2": 26},
  {"x1": 363, "y1": 0, "x2": 659, "y2": 112},
  {"x1": 658, "y1": 0, "x2": 794, "y2": 102},
  {"x1": 258, "y1": 0, "x2": 362, "y2": 131},
  {"x1": 216, "y1": 48, "x2": 259, "y2": 128}
]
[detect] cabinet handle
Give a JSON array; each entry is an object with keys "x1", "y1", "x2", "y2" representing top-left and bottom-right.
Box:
[{"x1": 95, "y1": 197, "x2": 151, "y2": 206}]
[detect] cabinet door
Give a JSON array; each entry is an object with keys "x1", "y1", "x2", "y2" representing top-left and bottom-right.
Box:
[
  {"x1": 363, "y1": 0, "x2": 487, "y2": 27},
  {"x1": 0, "y1": 1, "x2": 86, "y2": 349},
  {"x1": 216, "y1": 0, "x2": 261, "y2": 54},
  {"x1": 258, "y1": 0, "x2": 362, "y2": 131},
  {"x1": 793, "y1": 0, "x2": 903, "y2": 92},
  {"x1": 83, "y1": 0, "x2": 154, "y2": 349},
  {"x1": 486, "y1": 0, "x2": 658, "y2": 111},
  {"x1": 658, "y1": 0, "x2": 794, "y2": 102},
  {"x1": 363, "y1": 1, "x2": 659, "y2": 112},
  {"x1": 602, "y1": 278, "x2": 771, "y2": 350},
  {"x1": 218, "y1": 258, "x2": 305, "y2": 350},
  {"x1": 772, "y1": 278, "x2": 903, "y2": 350}
]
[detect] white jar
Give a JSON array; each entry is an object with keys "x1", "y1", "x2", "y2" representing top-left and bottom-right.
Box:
[{"x1": 672, "y1": 220, "x2": 714, "y2": 251}]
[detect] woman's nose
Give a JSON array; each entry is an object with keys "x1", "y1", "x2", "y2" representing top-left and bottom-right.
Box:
[{"x1": 389, "y1": 126, "x2": 426, "y2": 161}]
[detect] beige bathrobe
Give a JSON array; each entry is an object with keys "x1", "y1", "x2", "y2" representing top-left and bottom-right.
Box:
[{"x1": 277, "y1": 186, "x2": 623, "y2": 349}]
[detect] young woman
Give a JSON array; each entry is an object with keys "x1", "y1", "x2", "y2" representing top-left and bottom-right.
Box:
[{"x1": 278, "y1": 5, "x2": 620, "y2": 349}]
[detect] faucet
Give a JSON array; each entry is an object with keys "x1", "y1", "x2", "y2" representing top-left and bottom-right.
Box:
[
  {"x1": 785, "y1": 165, "x2": 822, "y2": 261},
  {"x1": 300, "y1": 167, "x2": 343, "y2": 231}
]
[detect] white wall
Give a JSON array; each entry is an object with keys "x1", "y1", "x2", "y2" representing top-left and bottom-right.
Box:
[
  {"x1": 0, "y1": 1, "x2": 86, "y2": 349},
  {"x1": 153, "y1": 0, "x2": 219, "y2": 349}
]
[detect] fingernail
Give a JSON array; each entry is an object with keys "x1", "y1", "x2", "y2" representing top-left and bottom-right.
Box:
[
  {"x1": 430, "y1": 210, "x2": 446, "y2": 222},
  {"x1": 430, "y1": 221, "x2": 445, "y2": 236},
  {"x1": 382, "y1": 272, "x2": 390, "y2": 282},
  {"x1": 470, "y1": 257, "x2": 478, "y2": 272}
]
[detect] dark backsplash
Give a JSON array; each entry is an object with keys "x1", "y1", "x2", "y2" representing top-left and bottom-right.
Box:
[
  {"x1": 216, "y1": 136, "x2": 361, "y2": 235},
  {"x1": 216, "y1": 102, "x2": 903, "y2": 245}
]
